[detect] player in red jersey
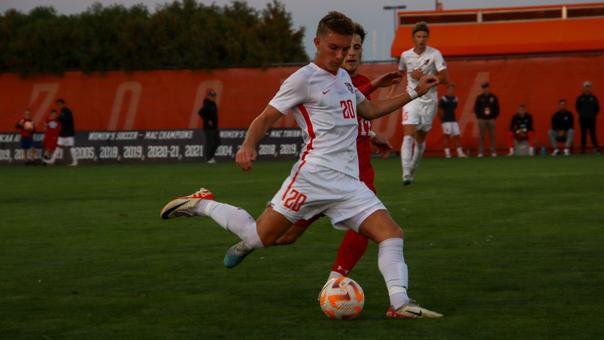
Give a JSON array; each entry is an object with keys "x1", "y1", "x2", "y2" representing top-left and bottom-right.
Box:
[
  {"x1": 272, "y1": 22, "x2": 400, "y2": 282},
  {"x1": 43, "y1": 109, "x2": 61, "y2": 160}
]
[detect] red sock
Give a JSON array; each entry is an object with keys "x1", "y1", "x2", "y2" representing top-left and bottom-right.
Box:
[{"x1": 331, "y1": 229, "x2": 369, "y2": 276}]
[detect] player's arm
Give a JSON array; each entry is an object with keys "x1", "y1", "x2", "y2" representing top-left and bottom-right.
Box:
[
  {"x1": 358, "y1": 75, "x2": 438, "y2": 120},
  {"x1": 434, "y1": 50, "x2": 448, "y2": 85},
  {"x1": 436, "y1": 69, "x2": 448, "y2": 85},
  {"x1": 236, "y1": 106, "x2": 283, "y2": 172}
]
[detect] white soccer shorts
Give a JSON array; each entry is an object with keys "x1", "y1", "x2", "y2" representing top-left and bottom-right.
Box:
[
  {"x1": 270, "y1": 162, "x2": 386, "y2": 232},
  {"x1": 57, "y1": 136, "x2": 75, "y2": 147},
  {"x1": 402, "y1": 100, "x2": 437, "y2": 132},
  {"x1": 441, "y1": 122, "x2": 461, "y2": 136}
]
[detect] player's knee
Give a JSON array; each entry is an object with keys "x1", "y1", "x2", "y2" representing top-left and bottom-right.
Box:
[{"x1": 386, "y1": 226, "x2": 403, "y2": 239}]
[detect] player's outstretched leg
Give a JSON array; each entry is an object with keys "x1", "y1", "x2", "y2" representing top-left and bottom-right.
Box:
[
  {"x1": 224, "y1": 240, "x2": 254, "y2": 268},
  {"x1": 160, "y1": 188, "x2": 265, "y2": 265}
]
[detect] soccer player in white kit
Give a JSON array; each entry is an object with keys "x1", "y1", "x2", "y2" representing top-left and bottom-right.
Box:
[
  {"x1": 160, "y1": 12, "x2": 442, "y2": 319},
  {"x1": 399, "y1": 22, "x2": 448, "y2": 185}
]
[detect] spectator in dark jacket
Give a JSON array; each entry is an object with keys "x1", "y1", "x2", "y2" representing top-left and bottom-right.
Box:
[
  {"x1": 575, "y1": 81, "x2": 600, "y2": 153},
  {"x1": 198, "y1": 89, "x2": 220, "y2": 163},
  {"x1": 474, "y1": 82, "x2": 500, "y2": 157},
  {"x1": 548, "y1": 99, "x2": 574, "y2": 156}
]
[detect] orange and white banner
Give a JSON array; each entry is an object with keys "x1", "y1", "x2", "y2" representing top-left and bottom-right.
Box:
[{"x1": 1, "y1": 54, "x2": 603, "y2": 153}]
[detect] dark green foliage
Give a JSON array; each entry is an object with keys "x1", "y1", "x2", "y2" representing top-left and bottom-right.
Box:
[{"x1": 0, "y1": 0, "x2": 308, "y2": 75}]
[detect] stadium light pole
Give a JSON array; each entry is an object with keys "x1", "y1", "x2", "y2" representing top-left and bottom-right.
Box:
[{"x1": 383, "y1": 5, "x2": 407, "y2": 34}]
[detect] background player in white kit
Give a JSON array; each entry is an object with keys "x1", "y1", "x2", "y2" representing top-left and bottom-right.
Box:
[
  {"x1": 160, "y1": 12, "x2": 442, "y2": 319},
  {"x1": 399, "y1": 22, "x2": 448, "y2": 185}
]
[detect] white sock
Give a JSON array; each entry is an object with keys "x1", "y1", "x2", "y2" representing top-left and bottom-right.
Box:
[
  {"x1": 195, "y1": 200, "x2": 264, "y2": 249},
  {"x1": 401, "y1": 136, "x2": 414, "y2": 177},
  {"x1": 444, "y1": 148, "x2": 451, "y2": 157},
  {"x1": 411, "y1": 142, "x2": 425, "y2": 172},
  {"x1": 69, "y1": 148, "x2": 78, "y2": 164},
  {"x1": 327, "y1": 271, "x2": 344, "y2": 281},
  {"x1": 378, "y1": 238, "x2": 410, "y2": 309},
  {"x1": 48, "y1": 148, "x2": 60, "y2": 163},
  {"x1": 456, "y1": 147, "x2": 464, "y2": 155}
]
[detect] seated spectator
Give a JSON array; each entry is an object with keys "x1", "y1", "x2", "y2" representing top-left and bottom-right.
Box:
[
  {"x1": 508, "y1": 104, "x2": 535, "y2": 156},
  {"x1": 15, "y1": 109, "x2": 36, "y2": 164},
  {"x1": 548, "y1": 99, "x2": 574, "y2": 156}
]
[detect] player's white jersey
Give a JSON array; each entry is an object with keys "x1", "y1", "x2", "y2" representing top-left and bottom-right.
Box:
[
  {"x1": 398, "y1": 46, "x2": 446, "y2": 104},
  {"x1": 269, "y1": 63, "x2": 366, "y2": 178}
]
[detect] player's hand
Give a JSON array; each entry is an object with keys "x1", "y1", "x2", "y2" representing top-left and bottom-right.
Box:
[
  {"x1": 411, "y1": 69, "x2": 424, "y2": 81},
  {"x1": 371, "y1": 134, "x2": 393, "y2": 159},
  {"x1": 372, "y1": 71, "x2": 403, "y2": 88},
  {"x1": 415, "y1": 75, "x2": 439, "y2": 96},
  {"x1": 235, "y1": 145, "x2": 257, "y2": 172}
]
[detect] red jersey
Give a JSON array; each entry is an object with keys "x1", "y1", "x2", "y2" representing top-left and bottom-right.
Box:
[
  {"x1": 351, "y1": 74, "x2": 376, "y2": 193},
  {"x1": 43, "y1": 116, "x2": 61, "y2": 151},
  {"x1": 17, "y1": 118, "x2": 34, "y2": 139}
]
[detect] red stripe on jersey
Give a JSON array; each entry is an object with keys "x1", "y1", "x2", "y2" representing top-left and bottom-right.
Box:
[{"x1": 281, "y1": 104, "x2": 315, "y2": 200}]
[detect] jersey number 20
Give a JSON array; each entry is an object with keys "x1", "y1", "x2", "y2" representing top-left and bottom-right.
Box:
[{"x1": 340, "y1": 99, "x2": 355, "y2": 119}]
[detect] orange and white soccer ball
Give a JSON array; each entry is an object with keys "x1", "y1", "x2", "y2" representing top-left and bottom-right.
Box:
[{"x1": 319, "y1": 277, "x2": 365, "y2": 320}]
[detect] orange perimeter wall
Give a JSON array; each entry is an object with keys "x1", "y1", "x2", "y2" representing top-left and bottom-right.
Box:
[{"x1": 1, "y1": 54, "x2": 603, "y2": 152}]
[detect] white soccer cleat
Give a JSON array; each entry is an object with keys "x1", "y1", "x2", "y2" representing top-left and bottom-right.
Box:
[
  {"x1": 160, "y1": 188, "x2": 214, "y2": 219},
  {"x1": 563, "y1": 148, "x2": 570, "y2": 156},
  {"x1": 552, "y1": 148, "x2": 560, "y2": 156},
  {"x1": 386, "y1": 300, "x2": 443, "y2": 319}
]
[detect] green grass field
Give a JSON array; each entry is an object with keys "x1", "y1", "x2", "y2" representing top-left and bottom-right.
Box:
[{"x1": 1, "y1": 156, "x2": 603, "y2": 339}]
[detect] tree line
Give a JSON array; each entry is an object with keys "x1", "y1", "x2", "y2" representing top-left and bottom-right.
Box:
[{"x1": 0, "y1": 0, "x2": 308, "y2": 75}]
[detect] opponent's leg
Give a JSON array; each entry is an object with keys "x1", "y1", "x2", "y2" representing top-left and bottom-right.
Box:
[
  {"x1": 160, "y1": 189, "x2": 292, "y2": 267},
  {"x1": 328, "y1": 229, "x2": 369, "y2": 280}
]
